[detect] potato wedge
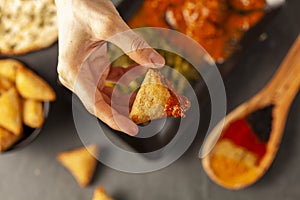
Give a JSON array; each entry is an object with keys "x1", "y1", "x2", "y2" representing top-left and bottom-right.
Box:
[
  {"x1": 0, "y1": 88, "x2": 22, "y2": 135},
  {"x1": 16, "y1": 67, "x2": 56, "y2": 101},
  {"x1": 0, "y1": 127, "x2": 21, "y2": 152},
  {"x1": 0, "y1": 59, "x2": 24, "y2": 82},
  {"x1": 0, "y1": 76, "x2": 13, "y2": 94},
  {"x1": 22, "y1": 99, "x2": 44, "y2": 128}
]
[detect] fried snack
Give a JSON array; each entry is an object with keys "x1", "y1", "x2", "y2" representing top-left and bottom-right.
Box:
[
  {"x1": 57, "y1": 145, "x2": 98, "y2": 187},
  {"x1": 22, "y1": 99, "x2": 44, "y2": 128},
  {"x1": 0, "y1": 77, "x2": 13, "y2": 94},
  {"x1": 0, "y1": 88, "x2": 22, "y2": 135},
  {"x1": 130, "y1": 69, "x2": 171, "y2": 124},
  {"x1": 0, "y1": 58, "x2": 55, "y2": 152},
  {"x1": 0, "y1": 127, "x2": 21, "y2": 152},
  {"x1": 16, "y1": 66, "x2": 56, "y2": 101},
  {"x1": 0, "y1": 59, "x2": 24, "y2": 82},
  {"x1": 130, "y1": 69, "x2": 190, "y2": 124},
  {"x1": 0, "y1": 0, "x2": 58, "y2": 55},
  {"x1": 93, "y1": 187, "x2": 113, "y2": 200}
]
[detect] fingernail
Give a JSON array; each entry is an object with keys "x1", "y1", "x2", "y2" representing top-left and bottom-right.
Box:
[
  {"x1": 115, "y1": 115, "x2": 139, "y2": 136},
  {"x1": 124, "y1": 125, "x2": 138, "y2": 136},
  {"x1": 121, "y1": 123, "x2": 138, "y2": 136},
  {"x1": 149, "y1": 52, "x2": 165, "y2": 68}
]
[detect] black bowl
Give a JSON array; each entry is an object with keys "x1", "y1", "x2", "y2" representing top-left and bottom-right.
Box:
[{"x1": 0, "y1": 58, "x2": 52, "y2": 153}]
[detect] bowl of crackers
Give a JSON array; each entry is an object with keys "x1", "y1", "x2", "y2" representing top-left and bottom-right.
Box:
[{"x1": 0, "y1": 58, "x2": 56, "y2": 153}]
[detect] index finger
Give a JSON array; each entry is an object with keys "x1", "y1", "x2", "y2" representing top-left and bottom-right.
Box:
[{"x1": 108, "y1": 28, "x2": 165, "y2": 69}]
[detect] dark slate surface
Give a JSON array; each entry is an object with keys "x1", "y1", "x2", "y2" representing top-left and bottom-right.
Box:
[{"x1": 0, "y1": 0, "x2": 299, "y2": 199}]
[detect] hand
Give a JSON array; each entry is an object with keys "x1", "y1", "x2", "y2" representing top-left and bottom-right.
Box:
[{"x1": 55, "y1": 0, "x2": 165, "y2": 136}]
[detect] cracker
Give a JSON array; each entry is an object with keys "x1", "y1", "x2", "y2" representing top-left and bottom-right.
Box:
[{"x1": 0, "y1": 0, "x2": 58, "y2": 54}]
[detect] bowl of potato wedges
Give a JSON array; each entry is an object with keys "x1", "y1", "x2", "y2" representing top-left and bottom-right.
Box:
[{"x1": 0, "y1": 58, "x2": 56, "y2": 153}]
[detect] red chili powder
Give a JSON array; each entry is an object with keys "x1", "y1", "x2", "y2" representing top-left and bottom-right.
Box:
[{"x1": 221, "y1": 119, "x2": 266, "y2": 160}]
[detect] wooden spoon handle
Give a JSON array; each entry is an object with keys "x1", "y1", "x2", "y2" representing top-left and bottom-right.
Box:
[{"x1": 263, "y1": 35, "x2": 300, "y2": 105}]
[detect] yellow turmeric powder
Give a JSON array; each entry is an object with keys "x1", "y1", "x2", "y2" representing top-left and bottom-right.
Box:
[{"x1": 210, "y1": 139, "x2": 259, "y2": 187}]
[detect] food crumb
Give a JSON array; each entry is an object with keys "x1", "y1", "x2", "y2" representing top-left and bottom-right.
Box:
[
  {"x1": 259, "y1": 33, "x2": 268, "y2": 42},
  {"x1": 34, "y1": 168, "x2": 41, "y2": 176}
]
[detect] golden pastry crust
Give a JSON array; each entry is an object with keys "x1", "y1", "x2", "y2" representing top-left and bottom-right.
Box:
[
  {"x1": 93, "y1": 187, "x2": 113, "y2": 200},
  {"x1": 57, "y1": 145, "x2": 98, "y2": 187},
  {"x1": 130, "y1": 69, "x2": 190, "y2": 124},
  {"x1": 130, "y1": 69, "x2": 171, "y2": 124}
]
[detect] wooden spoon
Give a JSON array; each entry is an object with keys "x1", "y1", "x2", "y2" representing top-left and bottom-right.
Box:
[{"x1": 201, "y1": 35, "x2": 300, "y2": 189}]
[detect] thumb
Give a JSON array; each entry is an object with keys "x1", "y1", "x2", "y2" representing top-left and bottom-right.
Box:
[{"x1": 108, "y1": 29, "x2": 165, "y2": 68}]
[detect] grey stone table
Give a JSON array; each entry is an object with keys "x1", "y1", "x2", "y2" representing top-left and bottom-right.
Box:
[{"x1": 0, "y1": 0, "x2": 299, "y2": 199}]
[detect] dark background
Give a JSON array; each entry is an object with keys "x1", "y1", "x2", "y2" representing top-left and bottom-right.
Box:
[{"x1": 0, "y1": 0, "x2": 299, "y2": 199}]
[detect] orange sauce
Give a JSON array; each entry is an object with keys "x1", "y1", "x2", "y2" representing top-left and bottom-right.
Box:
[
  {"x1": 165, "y1": 94, "x2": 182, "y2": 117},
  {"x1": 129, "y1": 0, "x2": 266, "y2": 62}
]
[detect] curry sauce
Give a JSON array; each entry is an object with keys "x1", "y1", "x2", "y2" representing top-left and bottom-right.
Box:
[{"x1": 129, "y1": 0, "x2": 266, "y2": 62}]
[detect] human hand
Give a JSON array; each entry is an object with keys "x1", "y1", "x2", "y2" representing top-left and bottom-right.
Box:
[{"x1": 55, "y1": 0, "x2": 165, "y2": 136}]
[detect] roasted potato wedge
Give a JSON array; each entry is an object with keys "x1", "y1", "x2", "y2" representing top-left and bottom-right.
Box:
[
  {"x1": 0, "y1": 127, "x2": 21, "y2": 152},
  {"x1": 16, "y1": 67, "x2": 56, "y2": 101},
  {"x1": 22, "y1": 99, "x2": 44, "y2": 128},
  {"x1": 0, "y1": 88, "x2": 22, "y2": 135},
  {"x1": 0, "y1": 59, "x2": 24, "y2": 82},
  {"x1": 0, "y1": 76, "x2": 13, "y2": 94}
]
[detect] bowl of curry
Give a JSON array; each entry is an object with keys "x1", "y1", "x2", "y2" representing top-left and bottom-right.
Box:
[{"x1": 118, "y1": 0, "x2": 280, "y2": 67}]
